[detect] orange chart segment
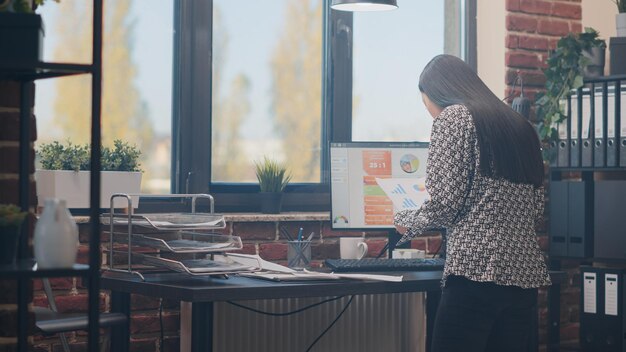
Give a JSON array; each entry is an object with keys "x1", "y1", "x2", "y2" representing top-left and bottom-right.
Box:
[{"x1": 362, "y1": 150, "x2": 393, "y2": 226}]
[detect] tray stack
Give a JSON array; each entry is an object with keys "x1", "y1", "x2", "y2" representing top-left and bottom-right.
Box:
[{"x1": 101, "y1": 194, "x2": 260, "y2": 280}]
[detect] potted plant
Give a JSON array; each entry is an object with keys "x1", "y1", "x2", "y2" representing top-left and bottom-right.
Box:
[
  {"x1": 614, "y1": 0, "x2": 626, "y2": 36},
  {"x1": 0, "y1": 204, "x2": 27, "y2": 265},
  {"x1": 35, "y1": 140, "x2": 143, "y2": 209},
  {"x1": 536, "y1": 28, "x2": 606, "y2": 159},
  {"x1": 0, "y1": 0, "x2": 58, "y2": 64},
  {"x1": 254, "y1": 157, "x2": 292, "y2": 214}
]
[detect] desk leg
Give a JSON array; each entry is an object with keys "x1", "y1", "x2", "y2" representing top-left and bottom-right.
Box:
[
  {"x1": 110, "y1": 291, "x2": 130, "y2": 352},
  {"x1": 426, "y1": 290, "x2": 441, "y2": 352},
  {"x1": 181, "y1": 301, "x2": 213, "y2": 352}
]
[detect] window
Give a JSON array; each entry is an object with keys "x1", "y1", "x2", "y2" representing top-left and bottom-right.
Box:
[
  {"x1": 211, "y1": 0, "x2": 323, "y2": 184},
  {"x1": 35, "y1": 0, "x2": 174, "y2": 194}
]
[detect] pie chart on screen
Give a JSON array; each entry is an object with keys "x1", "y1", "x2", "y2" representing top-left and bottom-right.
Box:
[{"x1": 400, "y1": 154, "x2": 419, "y2": 173}]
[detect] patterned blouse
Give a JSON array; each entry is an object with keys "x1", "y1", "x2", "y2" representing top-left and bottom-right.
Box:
[{"x1": 394, "y1": 104, "x2": 551, "y2": 289}]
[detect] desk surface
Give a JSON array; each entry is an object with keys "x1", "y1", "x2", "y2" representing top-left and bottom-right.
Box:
[{"x1": 101, "y1": 271, "x2": 444, "y2": 302}]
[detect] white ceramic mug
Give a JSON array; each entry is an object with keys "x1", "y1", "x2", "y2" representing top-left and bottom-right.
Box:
[{"x1": 340, "y1": 237, "x2": 368, "y2": 260}]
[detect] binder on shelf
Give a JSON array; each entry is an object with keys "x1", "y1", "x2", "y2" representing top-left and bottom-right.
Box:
[
  {"x1": 567, "y1": 180, "x2": 592, "y2": 258},
  {"x1": 548, "y1": 181, "x2": 568, "y2": 256},
  {"x1": 607, "y1": 86, "x2": 617, "y2": 167},
  {"x1": 581, "y1": 92, "x2": 593, "y2": 167},
  {"x1": 558, "y1": 96, "x2": 572, "y2": 167},
  {"x1": 593, "y1": 88, "x2": 606, "y2": 167},
  {"x1": 570, "y1": 93, "x2": 580, "y2": 167},
  {"x1": 615, "y1": 86, "x2": 626, "y2": 167}
]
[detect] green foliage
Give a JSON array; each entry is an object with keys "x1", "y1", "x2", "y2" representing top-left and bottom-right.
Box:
[
  {"x1": 1, "y1": 0, "x2": 59, "y2": 13},
  {"x1": 254, "y1": 157, "x2": 292, "y2": 193},
  {"x1": 536, "y1": 28, "x2": 606, "y2": 145},
  {"x1": 0, "y1": 204, "x2": 27, "y2": 228},
  {"x1": 613, "y1": 0, "x2": 626, "y2": 13},
  {"x1": 38, "y1": 140, "x2": 142, "y2": 172}
]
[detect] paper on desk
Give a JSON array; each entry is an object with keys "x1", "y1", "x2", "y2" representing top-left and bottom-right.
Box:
[
  {"x1": 375, "y1": 177, "x2": 430, "y2": 211},
  {"x1": 241, "y1": 270, "x2": 403, "y2": 282},
  {"x1": 226, "y1": 253, "x2": 296, "y2": 273}
]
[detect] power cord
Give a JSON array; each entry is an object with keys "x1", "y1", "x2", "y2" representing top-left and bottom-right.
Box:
[
  {"x1": 226, "y1": 295, "x2": 346, "y2": 316},
  {"x1": 227, "y1": 295, "x2": 355, "y2": 352},
  {"x1": 305, "y1": 295, "x2": 355, "y2": 352}
]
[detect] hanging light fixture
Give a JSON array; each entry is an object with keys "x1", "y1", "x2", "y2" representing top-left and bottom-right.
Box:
[{"x1": 330, "y1": 0, "x2": 398, "y2": 12}]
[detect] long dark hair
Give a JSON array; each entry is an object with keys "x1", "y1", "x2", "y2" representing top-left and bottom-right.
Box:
[{"x1": 419, "y1": 54, "x2": 544, "y2": 188}]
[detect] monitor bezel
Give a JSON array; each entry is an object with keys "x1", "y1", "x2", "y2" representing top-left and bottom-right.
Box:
[{"x1": 329, "y1": 141, "x2": 430, "y2": 231}]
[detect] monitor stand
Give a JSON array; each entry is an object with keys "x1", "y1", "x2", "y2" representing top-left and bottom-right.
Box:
[{"x1": 387, "y1": 230, "x2": 411, "y2": 258}]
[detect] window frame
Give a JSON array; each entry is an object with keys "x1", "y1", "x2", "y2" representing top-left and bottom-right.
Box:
[{"x1": 171, "y1": 0, "x2": 476, "y2": 213}]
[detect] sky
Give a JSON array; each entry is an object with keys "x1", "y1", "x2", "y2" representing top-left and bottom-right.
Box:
[{"x1": 34, "y1": 0, "x2": 446, "y2": 143}]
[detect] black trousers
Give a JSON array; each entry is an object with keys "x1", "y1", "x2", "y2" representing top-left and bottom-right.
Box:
[{"x1": 431, "y1": 275, "x2": 538, "y2": 352}]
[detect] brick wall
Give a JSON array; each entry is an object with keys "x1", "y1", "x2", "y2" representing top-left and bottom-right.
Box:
[
  {"x1": 505, "y1": 1, "x2": 583, "y2": 350},
  {"x1": 31, "y1": 217, "x2": 442, "y2": 351},
  {"x1": 0, "y1": 80, "x2": 37, "y2": 351}
]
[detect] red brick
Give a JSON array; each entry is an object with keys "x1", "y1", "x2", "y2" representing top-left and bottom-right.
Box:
[
  {"x1": 506, "y1": 69, "x2": 546, "y2": 87},
  {"x1": 518, "y1": 35, "x2": 550, "y2": 51},
  {"x1": 537, "y1": 235, "x2": 549, "y2": 251},
  {"x1": 0, "y1": 112, "x2": 37, "y2": 142},
  {"x1": 0, "y1": 179, "x2": 37, "y2": 205},
  {"x1": 230, "y1": 243, "x2": 257, "y2": 255},
  {"x1": 570, "y1": 22, "x2": 582, "y2": 33},
  {"x1": 129, "y1": 338, "x2": 157, "y2": 352},
  {"x1": 410, "y1": 238, "x2": 427, "y2": 251},
  {"x1": 560, "y1": 322, "x2": 579, "y2": 341},
  {"x1": 551, "y1": 2, "x2": 581, "y2": 19},
  {"x1": 55, "y1": 293, "x2": 105, "y2": 313},
  {"x1": 506, "y1": 0, "x2": 520, "y2": 11},
  {"x1": 519, "y1": 0, "x2": 552, "y2": 15},
  {"x1": 279, "y1": 222, "x2": 320, "y2": 241},
  {"x1": 259, "y1": 242, "x2": 288, "y2": 261},
  {"x1": 131, "y1": 294, "x2": 160, "y2": 311},
  {"x1": 0, "y1": 280, "x2": 33, "y2": 304},
  {"x1": 311, "y1": 241, "x2": 339, "y2": 259},
  {"x1": 130, "y1": 313, "x2": 179, "y2": 334},
  {"x1": 506, "y1": 52, "x2": 542, "y2": 69},
  {"x1": 0, "y1": 81, "x2": 34, "y2": 108},
  {"x1": 0, "y1": 146, "x2": 35, "y2": 173},
  {"x1": 506, "y1": 14, "x2": 538, "y2": 33},
  {"x1": 537, "y1": 19, "x2": 571, "y2": 36},
  {"x1": 321, "y1": 223, "x2": 364, "y2": 238},
  {"x1": 427, "y1": 236, "x2": 443, "y2": 254},
  {"x1": 232, "y1": 222, "x2": 276, "y2": 240},
  {"x1": 506, "y1": 34, "x2": 519, "y2": 49},
  {"x1": 162, "y1": 337, "x2": 180, "y2": 352},
  {"x1": 76, "y1": 245, "x2": 89, "y2": 265},
  {"x1": 33, "y1": 278, "x2": 73, "y2": 292}
]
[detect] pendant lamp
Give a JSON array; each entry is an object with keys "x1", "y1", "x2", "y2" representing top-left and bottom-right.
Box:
[{"x1": 330, "y1": 0, "x2": 398, "y2": 12}]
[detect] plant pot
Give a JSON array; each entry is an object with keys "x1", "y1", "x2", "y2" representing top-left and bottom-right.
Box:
[
  {"x1": 0, "y1": 12, "x2": 43, "y2": 65},
  {"x1": 35, "y1": 170, "x2": 142, "y2": 209},
  {"x1": 610, "y1": 37, "x2": 626, "y2": 75},
  {"x1": 582, "y1": 46, "x2": 605, "y2": 78},
  {"x1": 0, "y1": 225, "x2": 21, "y2": 265},
  {"x1": 617, "y1": 13, "x2": 626, "y2": 37},
  {"x1": 259, "y1": 192, "x2": 283, "y2": 214}
]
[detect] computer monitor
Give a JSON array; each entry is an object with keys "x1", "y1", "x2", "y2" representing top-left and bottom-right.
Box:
[{"x1": 330, "y1": 141, "x2": 429, "y2": 231}]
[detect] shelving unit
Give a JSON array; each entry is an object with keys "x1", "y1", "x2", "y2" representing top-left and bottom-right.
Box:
[
  {"x1": 547, "y1": 74, "x2": 626, "y2": 352},
  {"x1": 0, "y1": 2, "x2": 105, "y2": 351}
]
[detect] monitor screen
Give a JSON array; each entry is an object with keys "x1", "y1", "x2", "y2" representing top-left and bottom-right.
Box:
[{"x1": 330, "y1": 141, "x2": 429, "y2": 230}]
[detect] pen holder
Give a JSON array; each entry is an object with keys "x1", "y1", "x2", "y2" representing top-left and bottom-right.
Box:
[{"x1": 287, "y1": 240, "x2": 311, "y2": 270}]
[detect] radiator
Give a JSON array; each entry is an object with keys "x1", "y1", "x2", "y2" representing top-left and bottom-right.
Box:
[{"x1": 210, "y1": 292, "x2": 425, "y2": 352}]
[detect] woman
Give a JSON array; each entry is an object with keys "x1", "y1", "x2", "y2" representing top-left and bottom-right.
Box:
[{"x1": 394, "y1": 54, "x2": 551, "y2": 352}]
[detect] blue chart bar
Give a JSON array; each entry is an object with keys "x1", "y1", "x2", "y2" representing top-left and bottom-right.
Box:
[
  {"x1": 402, "y1": 198, "x2": 418, "y2": 208},
  {"x1": 392, "y1": 184, "x2": 407, "y2": 194}
]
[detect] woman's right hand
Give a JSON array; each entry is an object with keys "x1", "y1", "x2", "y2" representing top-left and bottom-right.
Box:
[{"x1": 395, "y1": 225, "x2": 407, "y2": 235}]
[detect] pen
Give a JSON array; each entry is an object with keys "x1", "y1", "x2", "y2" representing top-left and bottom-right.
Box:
[
  {"x1": 297, "y1": 227, "x2": 303, "y2": 241},
  {"x1": 306, "y1": 231, "x2": 315, "y2": 241}
]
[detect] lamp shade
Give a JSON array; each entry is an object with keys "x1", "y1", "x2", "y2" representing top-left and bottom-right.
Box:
[{"x1": 331, "y1": 0, "x2": 398, "y2": 12}]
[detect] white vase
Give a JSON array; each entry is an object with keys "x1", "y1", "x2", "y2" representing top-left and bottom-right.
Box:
[
  {"x1": 34, "y1": 199, "x2": 79, "y2": 269},
  {"x1": 618, "y1": 13, "x2": 626, "y2": 37}
]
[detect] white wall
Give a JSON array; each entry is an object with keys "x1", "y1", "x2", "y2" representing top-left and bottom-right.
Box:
[
  {"x1": 476, "y1": 0, "x2": 506, "y2": 99},
  {"x1": 582, "y1": 0, "x2": 618, "y2": 72}
]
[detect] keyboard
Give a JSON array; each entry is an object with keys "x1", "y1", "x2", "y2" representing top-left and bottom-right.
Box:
[{"x1": 325, "y1": 258, "x2": 445, "y2": 272}]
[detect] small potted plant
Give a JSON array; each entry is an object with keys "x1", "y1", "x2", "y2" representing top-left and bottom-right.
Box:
[
  {"x1": 254, "y1": 157, "x2": 291, "y2": 214},
  {"x1": 0, "y1": 0, "x2": 59, "y2": 64},
  {"x1": 0, "y1": 204, "x2": 28, "y2": 265},
  {"x1": 35, "y1": 140, "x2": 143, "y2": 209},
  {"x1": 536, "y1": 28, "x2": 606, "y2": 159},
  {"x1": 614, "y1": 0, "x2": 626, "y2": 36}
]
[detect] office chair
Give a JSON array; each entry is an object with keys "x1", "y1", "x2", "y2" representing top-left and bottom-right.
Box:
[{"x1": 34, "y1": 278, "x2": 127, "y2": 352}]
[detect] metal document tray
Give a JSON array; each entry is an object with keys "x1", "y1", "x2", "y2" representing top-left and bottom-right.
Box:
[
  {"x1": 131, "y1": 232, "x2": 242, "y2": 253},
  {"x1": 133, "y1": 253, "x2": 261, "y2": 276},
  {"x1": 104, "y1": 213, "x2": 226, "y2": 230}
]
